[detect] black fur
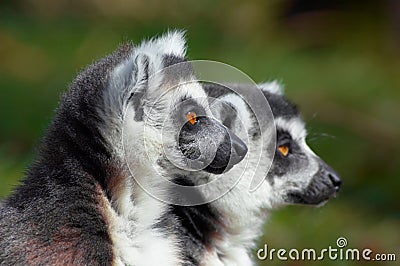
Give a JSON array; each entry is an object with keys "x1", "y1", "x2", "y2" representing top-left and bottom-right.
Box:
[
  {"x1": 175, "y1": 97, "x2": 247, "y2": 175},
  {"x1": 178, "y1": 116, "x2": 244, "y2": 175},
  {"x1": 266, "y1": 128, "x2": 304, "y2": 181},
  {"x1": 204, "y1": 82, "x2": 299, "y2": 119},
  {"x1": 286, "y1": 158, "x2": 341, "y2": 205},
  {"x1": 261, "y1": 91, "x2": 299, "y2": 118},
  {"x1": 162, "y1": 55, "x2": 194, "y2": 84},
  {"x1": 0, "y1": 44, "x2": 133, "y2": 265},
  {"x1": 158, "y1": 177, "x2": 224, "y2": 266},
  {"x1": 204, "y1": 82, "x2": 303, "y2": 182}
]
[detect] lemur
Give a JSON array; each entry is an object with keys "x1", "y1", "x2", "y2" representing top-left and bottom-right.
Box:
[
  {"x1": 0, "y1": 31, "x2": 248, "y2": 265},
  {"x1": 186, "y1": 81, "x2": 342, "y2": 265}
]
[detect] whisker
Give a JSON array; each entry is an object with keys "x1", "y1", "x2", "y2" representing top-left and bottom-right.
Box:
[
  {"x1": 309, "y1": 112, "x2": 318, "y2": 121},
  {"x1": 307, "y1": 132, "x2": 336, "y2": 142}
]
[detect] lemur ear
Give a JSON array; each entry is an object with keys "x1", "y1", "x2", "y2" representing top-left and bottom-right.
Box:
[
  {"x1": 130, "y1": 30, "x2": 187, "y2": 93},
  {"x1": 258, "y1": 80, "x2": 285, "y2": 95},
  {"x1": 107, "y1": 30, "x2": 188, "y2": 114},
  {"x1": 115, "y1": 30, "x2": 187, "y2": 93},
  {"x1": 133, "y1": 54, "x2": 151, "y2": 89},
  {"x1": 134, "y1": 30, "x2": 187, "y2": 58}
]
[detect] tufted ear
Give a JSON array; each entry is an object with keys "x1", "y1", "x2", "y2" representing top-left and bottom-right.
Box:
[
  {"x1": 113, "y1": 30, "x2": 187, "y2": 91},
  {"x1": 258, "y1": 80, "x2": 285, "y2": 95},
  {"x1": 134, "y1": 30, "x2": 187, "y2": 58},
  {"x1": 128, "y1": 30, "x2": 187, "y2": 86},
  {"x1": 105, "y1": 30, "x2": 188, "y2": 117}
]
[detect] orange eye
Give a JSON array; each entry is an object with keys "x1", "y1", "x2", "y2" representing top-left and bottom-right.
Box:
[
  {"x1": 186, "y1": 111, "x2": 198, "y2": 125},
  {"x1": 278, "y1": 145, "x2": 289, "y2": 156}
]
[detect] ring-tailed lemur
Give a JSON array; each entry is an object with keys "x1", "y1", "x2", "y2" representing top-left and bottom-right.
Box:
[
  {"x1": 0, "y1": 31, "x2": 248, "y2": 265},
  {"x1": 181, "y1": 81, "x2": 341, "y2": 265}
]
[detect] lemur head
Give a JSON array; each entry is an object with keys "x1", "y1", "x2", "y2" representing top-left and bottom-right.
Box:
[
  {"x1": 259, "y1": 82, "x2": 341, "y2": 206},
  {"x1": 97, "y1": 31, "x2": 247, "y2": 199},
  {"x1": 206, "y1": 81, "x2": 341, "y2": 211}
]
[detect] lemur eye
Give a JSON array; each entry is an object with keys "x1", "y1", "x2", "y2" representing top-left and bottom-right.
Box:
[
  {"x1": 186, "y1": 111, "x2": 198, "y2": 125},
  {"x1": 278, "y1": 145, "x2": 290, "y2": 157}
]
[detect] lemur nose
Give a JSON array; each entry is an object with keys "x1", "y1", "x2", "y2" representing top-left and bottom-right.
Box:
[
  {"x1": 328, "y1": 171, "x2": 342, "y2": 192},
  {"x1": 230, "y1": 133, "x2": 248, "y2": 164}
]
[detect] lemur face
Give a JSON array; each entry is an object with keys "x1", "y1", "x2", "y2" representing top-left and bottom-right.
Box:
[
  {"x1": 206, "y1": 82, "x2": 341, "y2": 209},
  {"x1": 144, "y1": 84, "x2": 247, "y2": 176},
  {"x1": 269, "y1": 115, "x2": 342, "y2": 206},
  {"x1": 106, "y1": 32, "x2": 247, "y2": 182},
  {"x1": 174, "y1": 97, "x2": 247, "y2": 174}
]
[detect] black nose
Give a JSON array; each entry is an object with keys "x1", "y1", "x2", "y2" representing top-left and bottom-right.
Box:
[
  {"x1": 229, "y1": 132, "x2": 248, "y2": 165},
  {"x1": 328, "y1": 171, "x2": 342, "y2": 192}
]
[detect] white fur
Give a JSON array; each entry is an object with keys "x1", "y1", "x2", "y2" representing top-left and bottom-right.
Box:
[
  {"x1": 98, "y1": 31, "x2": 192, "y2": 266},
  {"x1": 258, "y1": 80, "x2": 284, "y2": 95},
  {"x1": 201, "y1": 247, "x2": 254, "y2": 266},
  {"x1": 274, "y1": 117, "x2": 307, "y2": 141},
  {"x1": 135, "y1": 30, "x2": 187, "y2": 58},
  {"x1": 105, "y1": 187, "x2": 183, "y2": 266}
]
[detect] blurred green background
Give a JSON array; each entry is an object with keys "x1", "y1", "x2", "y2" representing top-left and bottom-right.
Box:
[{"x1": 0, "y1": 0, "x2": 399, "y2": 265}]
